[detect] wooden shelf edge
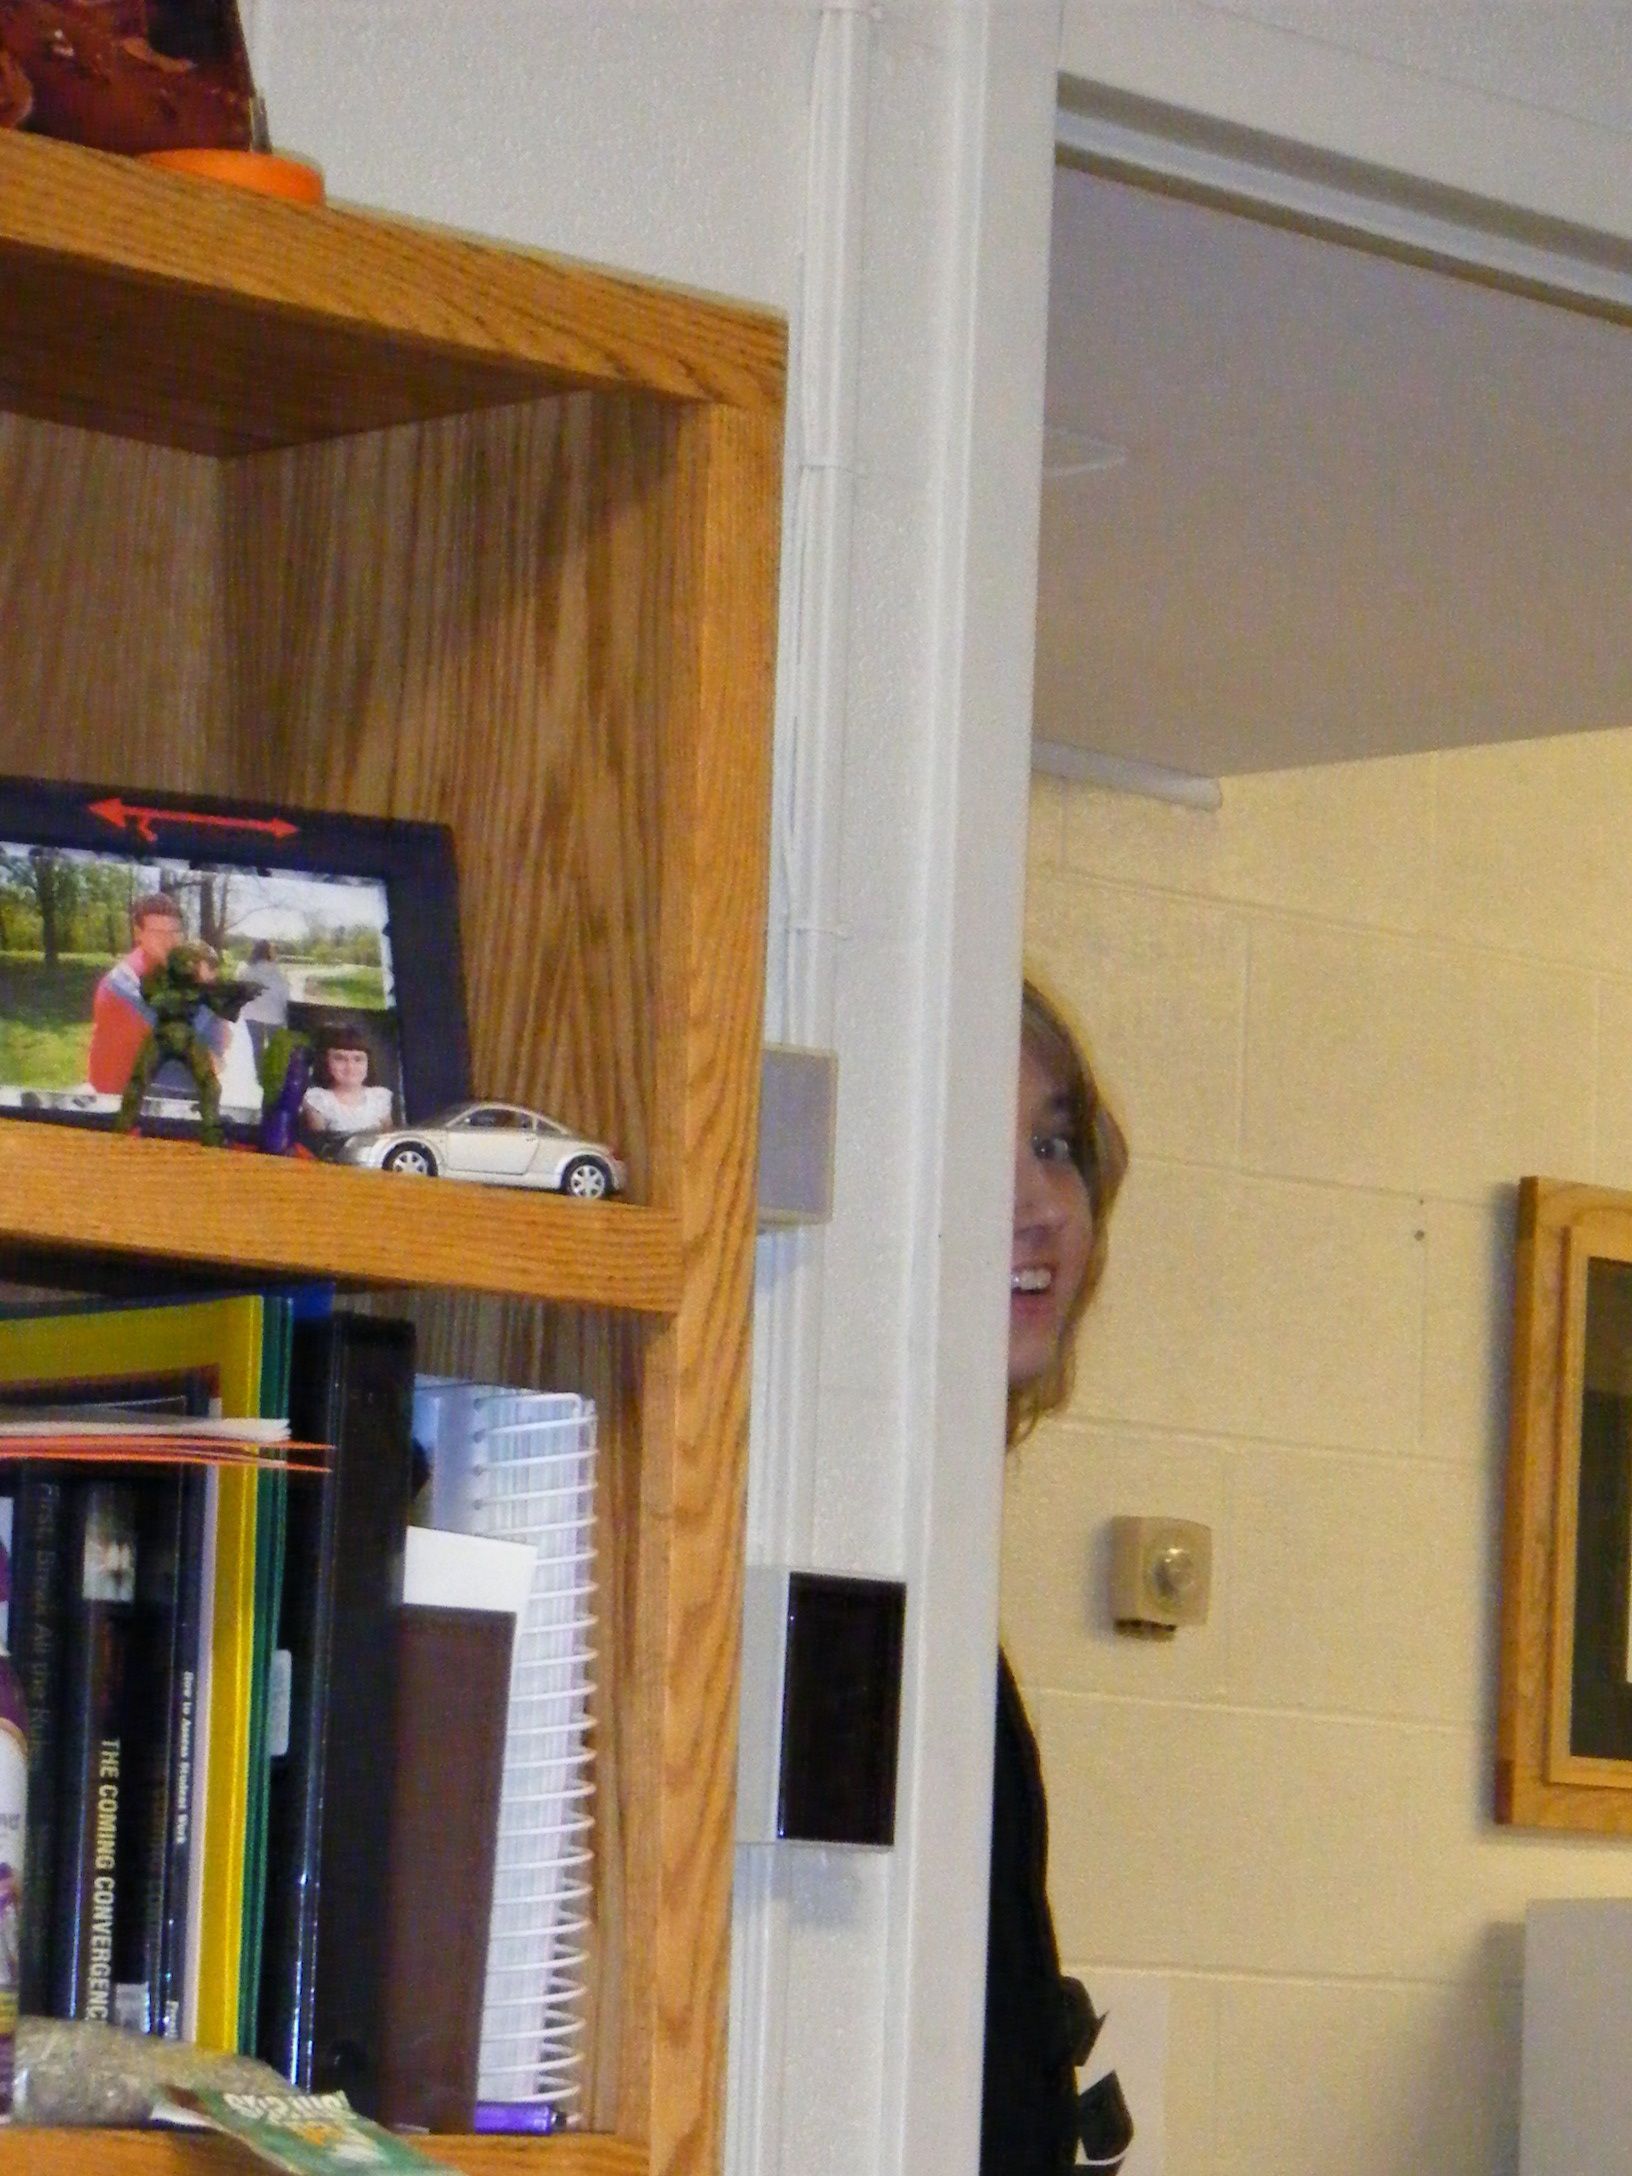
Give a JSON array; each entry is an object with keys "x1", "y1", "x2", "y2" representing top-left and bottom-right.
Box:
[
  {"x1": 0, "y1": 1124, "x2": 680, "y2": 1313},
  {"x1": 0, "y1": 2127, "x2": 645, "y2": 2173},
  {"x1": 0, "y1": 131, "x2": 785, "y2": 423}
]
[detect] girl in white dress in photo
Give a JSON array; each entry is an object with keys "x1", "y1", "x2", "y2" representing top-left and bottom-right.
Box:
[{"x1": 301, "y1": 1023, "x2": 396, "y2": 1142}]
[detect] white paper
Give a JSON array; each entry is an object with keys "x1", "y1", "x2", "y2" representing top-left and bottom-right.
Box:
[
  {"x1": 403, "y1": 1525, "x2": 535, "y2": 1617},
  {"x1": 1079, "y1": 1968, "x2": 1169, "y2": 2176}
]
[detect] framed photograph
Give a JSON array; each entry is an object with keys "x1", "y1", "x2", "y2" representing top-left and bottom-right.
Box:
[
  {"x1": 1498, "y1": 1177, "x2": 1632, "y2": 1833},
  {"x1": 0, "y1": 774, "x2": 469, "y2": 1149}
]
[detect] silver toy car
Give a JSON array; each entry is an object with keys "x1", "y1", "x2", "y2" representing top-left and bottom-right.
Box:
[{"x1": 335, "y1": 1101, "x2": 626, "y2": 1197}]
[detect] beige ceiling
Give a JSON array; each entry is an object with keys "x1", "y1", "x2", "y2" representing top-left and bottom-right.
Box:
[{"x1": 1035, "y1": 162, "x2": 1632, "y2": 776}]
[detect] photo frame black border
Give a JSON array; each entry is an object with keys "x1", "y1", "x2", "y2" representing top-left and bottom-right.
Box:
[{"x1": 0, "y1": 773, "x2": 470, "y2": 1136}]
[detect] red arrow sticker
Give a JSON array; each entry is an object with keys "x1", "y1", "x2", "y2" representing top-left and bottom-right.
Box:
[{"x1": 87, "y1": 797, "x2": 301, "y2": 849}]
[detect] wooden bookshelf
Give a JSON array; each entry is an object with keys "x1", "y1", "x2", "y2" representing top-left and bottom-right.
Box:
[
  {"x1": 0, "y1": 1128, "x2": 682, "y2": 1312},
  {"x1": 13, "y1": 2130, "x2": 647, "y2": 2174},
  {"x1": 13, "y1": 2130, "x2": 649, "y2": 2174},
  {"x1": 0, "y1": 130, "x2": 782, "y2": 2176}
]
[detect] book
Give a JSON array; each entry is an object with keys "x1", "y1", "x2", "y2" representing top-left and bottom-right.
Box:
[
  {"x1": 378, "y1": 1604, "x2": 515, "y2": 2133},
  {"x1": 50, "y1": 1477, "x2": 137, "y2": 2023},
  {"x1": 376, "y1": 1528, "x2": 533, "y2": 2133},
  {"x1": 113, "y1": 1466, "x2": 186, "y2": 2035},
  {"x1": 240, "y1": 1290, "x2": 297, "y2": 2052},
  {"x1": 0, "y1": 1360, "x2": 217, "y2": 2033},
  {"x1": 9, "y1": 1469, "x2": 66, "y2": 2013},
  {"x1": 0, "y1": 1295, "x2": 266, "y2": 2051},
  {"x1": 259, "y1": 1313, "x2": 416, "y2": 2112},
  {"x1": 156, "y1": 1464, "x2": 207, "y2": 2039}
]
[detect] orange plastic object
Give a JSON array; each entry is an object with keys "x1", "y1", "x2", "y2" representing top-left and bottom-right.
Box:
[{"x1": 138, "y1": 147, "x2": 325, "y2": 204}]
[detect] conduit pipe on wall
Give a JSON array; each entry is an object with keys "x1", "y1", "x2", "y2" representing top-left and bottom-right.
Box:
[
  {"x1": 731, "y1": 9, "x2": 873, "y2": 2176},
  {"x1": 1031, "y1": 738, "x2": 1223, "y2": 811}
]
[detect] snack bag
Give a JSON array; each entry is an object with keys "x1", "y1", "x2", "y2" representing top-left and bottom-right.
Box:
[{"x1": 158, "y1": 2086, "x2": 462, "y2": 2176}]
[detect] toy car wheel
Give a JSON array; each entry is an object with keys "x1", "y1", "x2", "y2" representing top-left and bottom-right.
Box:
[
  {"x1": 382, "y1": 1141, "x2": 438, "y2": 1177},
  {"x1": 561, "y1": 1155, "x2": 612, "y2": 1199}
]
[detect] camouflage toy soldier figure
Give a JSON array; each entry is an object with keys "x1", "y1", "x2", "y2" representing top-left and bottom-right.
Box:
[{"x1": 115, "y1": 941, "x2": 257, "y2": 1147}]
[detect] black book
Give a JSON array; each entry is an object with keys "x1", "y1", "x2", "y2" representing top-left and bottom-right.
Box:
[
  {"x1": 110, "y1": 1474, "x2": 176, "y2": 2033},
  {"x1": 50, "y1": 1478, "x2": 138, "y2": 2023},
  {"x1": 258, "y1": 1314, "x2": 415, "y2": 2110},
  {"x1": 104, "y1": 1462, "x2": 211, "y2": 2036},
  {"x1": 9, "y1": 1471, "x2": 67, "y2": 2014},
  {"x1": 155, "y1": 1465, "x2": 207, "y2": 2040}
]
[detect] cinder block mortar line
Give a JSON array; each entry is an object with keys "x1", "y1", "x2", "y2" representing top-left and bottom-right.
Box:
[
  {"x1": 1118, "y1": 1144, "x2": 1514, "y2": 1210},
  {"x1": 1058, "y1": 1960, "x2": 1521, "y2": 1993},
  {"x1": 1034, "y1": 1684, "x2": 1478, "y2": 1736},
  {"x1": 1055, "y1": 861, "x2": 1632, "y2": 983},
  {"x1": 1042, "y1": 1413, "x2": 1491, "y2": 1475}
]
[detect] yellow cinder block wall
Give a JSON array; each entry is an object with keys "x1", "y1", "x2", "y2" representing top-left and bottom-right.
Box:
[{"x1": 1008, "y1": 731, "x2": 1632, "y2": 2176}]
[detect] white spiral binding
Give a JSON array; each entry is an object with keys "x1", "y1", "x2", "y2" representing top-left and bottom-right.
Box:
[{"x1": 413, "y1": 1383, "x2": 598, "y2": 2125}]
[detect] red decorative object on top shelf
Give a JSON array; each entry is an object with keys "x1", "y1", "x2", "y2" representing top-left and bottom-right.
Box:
[{"x1": 0, "y1": 1, "x2": 255, "y2": 156}]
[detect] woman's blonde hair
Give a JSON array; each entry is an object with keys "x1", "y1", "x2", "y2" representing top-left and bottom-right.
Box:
[{"x1": 1007, "y1": 978, "x2": 1128, "y2": 1447}]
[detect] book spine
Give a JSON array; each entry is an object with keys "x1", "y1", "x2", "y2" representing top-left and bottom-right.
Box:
[
  {"x1": 157, "y1": 1466, "x2": 206, "y2": 2040},
  {"x1": 113, "y1": 1471, "x2": 185, "y2": 2035},
  {"x1": 0, "y1": 1489, "x2": 25, "y2": 2118},
  {"x1": 262, "y1": 1315, "x2": 414, "y2": 2112},
  {"x1": 49, "y1": 1480, "x2": 137, "y2": 2024},
  {"x1": 10, "y1": 1472, "x2": 66, "y2": 2015},
  {"x1": 256, "y1": 1414, "x2": 337, "y2": 2089}
]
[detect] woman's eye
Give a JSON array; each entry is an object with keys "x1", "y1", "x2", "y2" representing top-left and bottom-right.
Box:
[{"x1": 1033, "y1": 1131, "x2": 1074, "y2": 1165}]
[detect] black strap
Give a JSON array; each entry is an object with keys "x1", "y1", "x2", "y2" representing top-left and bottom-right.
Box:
[{"x1": 1077, "y1": 2068, "x2": 1135, "y2": 2168}]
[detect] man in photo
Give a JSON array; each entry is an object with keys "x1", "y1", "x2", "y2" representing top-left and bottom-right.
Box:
[{"x1": 86, "y1": 891, "x2": 227, "y2": 1097}]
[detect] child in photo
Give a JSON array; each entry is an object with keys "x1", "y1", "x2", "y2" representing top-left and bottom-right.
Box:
[{"x1": 301, "y1": 1022, "x2": 395, "y2": 1145}]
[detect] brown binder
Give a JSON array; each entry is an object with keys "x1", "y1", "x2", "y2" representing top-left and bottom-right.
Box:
[{"x1": 378, "y1": 1604, "x2": 513, "y2": 2132}]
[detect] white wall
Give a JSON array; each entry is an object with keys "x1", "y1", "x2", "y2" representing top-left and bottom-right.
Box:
[
  {"x1": 246, "y1": 6, "x2": 1061, "y2": 2174},
  {"x1": 1014, "y1": 737, "x2": 1632, "y2": 2176},
  {"x1": 246, "y1": 2, "x2": 810, "y2": 305}
]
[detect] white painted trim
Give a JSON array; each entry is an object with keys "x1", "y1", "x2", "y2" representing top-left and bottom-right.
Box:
[
  {"x1": 883, "y1": 9, "x2": 1064, "y2": 2175},
  {"x1": 1055, "y1": 98, "x2": 1632, "y2": 316},
  {"x1": 734, "y1": 8, "x2": 1063, "y2": 2171}
]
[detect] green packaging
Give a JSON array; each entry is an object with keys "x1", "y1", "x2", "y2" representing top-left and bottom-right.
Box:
[{"x1": 159, "y1": 2085, "x2": 461, "y2": 2175}]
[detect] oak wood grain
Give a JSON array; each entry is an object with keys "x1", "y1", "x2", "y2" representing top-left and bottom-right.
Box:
[
  {"x1": 0, "y1": 131, "x2": 784, "y2": 452},
  {"x1": 217, "y1": 395, "x2": 672, "y2": 1202},
  {"x1": 0, "y1": 2130, "x2": 646, "y2": 2175},
  {"x1": 614, "y1": 405, "x2": 778, "y2": 2169},
  {"x1": 0, "y1": 1125, "x2": 679, "y2": 1309},
  {"x1": 0, "y1": 415, "x2": 221, "y2": 776}
]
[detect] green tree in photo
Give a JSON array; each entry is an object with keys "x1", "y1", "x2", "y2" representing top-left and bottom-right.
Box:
[
  {"x1": 0, "y1": 858, "x2": 34, "y2": 955},
  {"x1": 26, "y1": 849, "x2": 81, "y2": 970},
  {"x1": 71, "y1": 858, "x2": 141, "y2": 959}
]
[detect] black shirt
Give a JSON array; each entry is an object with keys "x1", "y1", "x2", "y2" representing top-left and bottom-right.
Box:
[{"x1": 980, "y1": 1651, "x2": 1132, "y2": 2173}]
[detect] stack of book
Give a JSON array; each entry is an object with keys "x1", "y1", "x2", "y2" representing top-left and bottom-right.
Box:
[{"x1": 0, "y1": 1289, "x2": 595, "y2": 2132}]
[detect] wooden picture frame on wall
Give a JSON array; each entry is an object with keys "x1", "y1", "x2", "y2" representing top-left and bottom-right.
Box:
[{"x1": 1498, "y1": 1177, "x2": 1632, "y2": 1833}]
